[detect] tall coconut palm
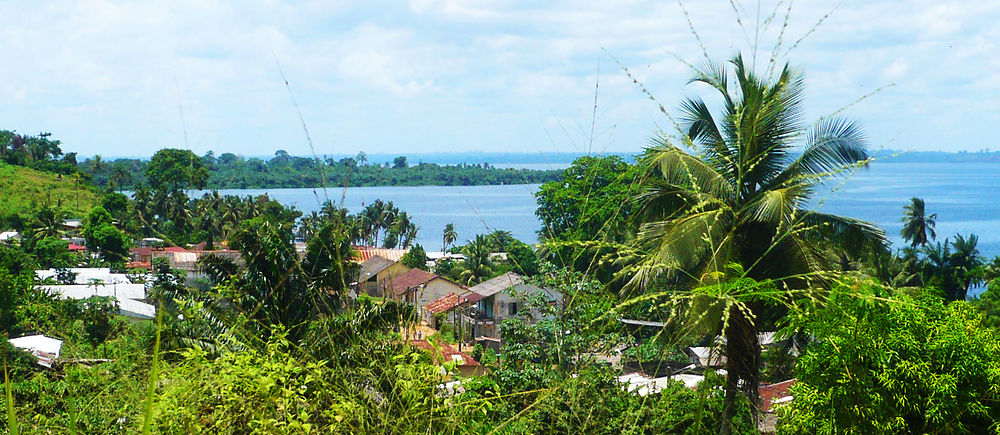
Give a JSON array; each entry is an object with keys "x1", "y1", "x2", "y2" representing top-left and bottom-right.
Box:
[
  {"x1": 442, "y1": 223, "x2": 457, "y2": 252},
  {"x1": 624, "y1": 55, "x2": 886, "y2": 425},
  {"x1": 31, "y1": 207, "x2": 68, "y2": 240},
  {"x1": 901, "y1": 197, "x2": 936, "y2": 247},
  {"x1": 454, "y1": 235, "x2": 497, "y2": 285}
]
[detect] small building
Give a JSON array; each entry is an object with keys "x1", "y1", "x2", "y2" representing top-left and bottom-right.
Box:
[
  {"x1": 357, "y1": 255, "x2": 410, "y2": 297},
  {"x1": 135, "y1": 237, "x2": 165, "y2": 248},
  {"x1": 36, "y1": 268, "x2": 132, "y2": 285},
  {"x1": 8, "y1": 335, "x2": 63, "y2": 368},
  {"x1": 37, "y1": 283, "x2": 154, "y2": 319},
  {"x1": 130, "y1": 246, "x2": 190, "y2": 264},
  {"x1": 0, "y1": 231, "x2": 21, "y2": 243},
  {"x1": 686, "y1": 346, "x2": 727, "y2": 368},
  {"x1": 61, "y1": 219, "x2": 83, "y2": 230},
  {"x1": 466, "y1": 272, "x2": 561, "y2": 338},
  {"x1": 387, "y1": 269, "x2": 467, "y2": 320},
  {"x1": 409, "y1": 339, "x2": 483, "y2": 377},
  {"x1": 424, "y1": 291, "x2": 481, "y2": 328}
]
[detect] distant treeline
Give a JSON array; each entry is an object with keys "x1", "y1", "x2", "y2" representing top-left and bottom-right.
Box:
[{"x1": 79, "y1": 150, "x2": 564, "y2": 190}]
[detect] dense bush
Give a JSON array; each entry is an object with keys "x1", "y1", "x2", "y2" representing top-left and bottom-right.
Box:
[{"x1": 780, "y1": 284, "x2": 1000, "y2": 434}]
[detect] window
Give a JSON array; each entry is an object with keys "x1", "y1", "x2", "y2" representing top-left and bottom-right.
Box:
[{"x1": 509, "y1": 302, "x2": 518, "y2": 316}]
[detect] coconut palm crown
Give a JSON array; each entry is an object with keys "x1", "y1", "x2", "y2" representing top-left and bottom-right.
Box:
[
  {"x1": 627, "y1": 54, "x2": 887, "y2": 291},
  {"x1": 901, "y1": 197, "x2": 936, "y2": 247}
]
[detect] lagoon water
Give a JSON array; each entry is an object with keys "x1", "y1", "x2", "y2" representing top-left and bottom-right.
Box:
[{"x1": 198, "y1": 162, "x2": 999, "y2": 258}]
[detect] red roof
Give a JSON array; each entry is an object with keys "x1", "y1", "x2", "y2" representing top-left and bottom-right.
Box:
[
  {"x1": 760, "y1": 379, "x2": 795, "y2": 412},
  {"x1": 354, "y1": 246, "x2": 407, "y2": 262},
  {"x1": 425, "y1": 292, "x2": 480, "y2": 315},
  {"x1": 409, "y1": 340, "x2": 478, "y2": 366},
  {"x1": 67, "y1": 244, "x2": 87, "y2": 251},
  {"x1": 388, "y1": 268, "x2": 437, "y2": 297}
]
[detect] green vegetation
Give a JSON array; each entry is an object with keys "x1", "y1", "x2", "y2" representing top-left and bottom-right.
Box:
[
  {"x1": 0, "y1": 162, "x2": 97, "y2": 224},
  {"x1": 81, "y1": 150, "x2": 562, "y2": 190},
  {"x1": 781, "y1": 283, "x2": 1000, "y2": 433},
  {"x1": 6, "y1": 15, "x2": 1000, "y2": 434}
]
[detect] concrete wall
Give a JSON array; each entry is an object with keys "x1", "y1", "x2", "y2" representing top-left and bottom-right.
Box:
[{"x1": 364, "y1": 262, "x2": 411, "y2": 297}]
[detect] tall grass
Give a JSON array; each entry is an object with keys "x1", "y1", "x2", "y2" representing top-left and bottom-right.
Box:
[{"x1": 4, "y1": 358, "x2": 18, "y2": 435}]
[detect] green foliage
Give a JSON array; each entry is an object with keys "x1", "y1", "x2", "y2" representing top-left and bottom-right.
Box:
[
  {"x1": 400, "y1": 244, "x2": 429, "y2": 270},
  {"x1": 82, "y1": 206, "x2": 130, "y2": 262},
  {"x1": 919, "y1": 234, "x2": 985, "y2": 301},
  {"x1": 780, "y1": 283, "x2": 1000, "y2": 434},
  {"x1": 901, "y1": 197, "x2": 937, "y2": 247},
  {"x1": 84, "y1": 152, "x2": 561, "y2": 190},
  {"x1": 145, "y1": 148, "x2": 209, "y2": 193},
  {"x1": 302, "y1": 222, "x2": 359, "y2": 307},
  {"x1": 33, "y1": 237, "x2": 76, "y2": 269},
  {"x1": 0, "y1": 162, "x2": 97, "y2": 221},
  {"x1": 450, "y1": 234, "x2": 497, "y2": 285},
  {"x1": 535, "y1": 155, "x2": 642, "y2": 243},
  {"x1": 971, "y1": 279, "x2": 1000, "y2": 329}
]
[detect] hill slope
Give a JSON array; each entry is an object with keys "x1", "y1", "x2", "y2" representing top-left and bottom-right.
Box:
[{"x1": 0, "y1": 163, "x2": 99, "y2": 219}]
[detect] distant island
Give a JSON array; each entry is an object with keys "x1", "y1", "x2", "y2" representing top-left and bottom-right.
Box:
[
  {"x1": 77, "y1": 148, "x2": 1000, "y2": 190},
  {"x1": 80, "y1": 150, "x2": 566, "y2": 190}
]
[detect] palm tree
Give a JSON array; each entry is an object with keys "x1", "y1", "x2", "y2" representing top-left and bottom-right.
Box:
[
  {"x1": 624, "y1": 55, "x2": 885, "y2": 425},
  {"x1": 454, "y1": 235, "x2": 496, "y2": 285},
  {"x1": 901, "y1": 197, "x2": 936, "y2": 247},
  {"x1": 442, "y1": 223, "x2": 457, "y2": 252},
  {"x1": 948, "y1": 233, "x2": 984, "y2": 300},
  {"x1": 31, "y1": 207, "x2": 68, "y2": 239},
  {"x1": 108, "y1": 163, "x2": 132, "y2": 191}
]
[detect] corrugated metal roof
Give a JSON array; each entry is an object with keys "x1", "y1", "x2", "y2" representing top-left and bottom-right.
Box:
[
  {"x1": 425, "y1": 291, "x2": 478, "y2": 315},
  {"x1": 468, "y1": 272, "x2": 524, "y2": 297},
  {"x1": 355, "y1": 247, "x2": 408, "y2": 262},
  {"x1": 388, "y1": 268, "x2": 437, "y2": 296},
  {"x1": 359, "y1": 256, "x2": 399, "y2": 280},
  {"x1": 9, "y1": 335, "x2": 62, "y2": 368}
]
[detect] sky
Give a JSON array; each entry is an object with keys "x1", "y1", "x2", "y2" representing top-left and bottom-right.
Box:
[{"x1": 1, "y1": 0, "x2": 997, "y2": 158}]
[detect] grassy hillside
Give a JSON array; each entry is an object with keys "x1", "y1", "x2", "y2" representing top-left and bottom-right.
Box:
[{"x1": 0, "y1": 162, "x2": 99, "y2": 219}]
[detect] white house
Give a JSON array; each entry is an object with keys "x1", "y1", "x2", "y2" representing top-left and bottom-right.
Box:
[{"x1": 37, "y1": 283, "x2": 155, "y2": 319}]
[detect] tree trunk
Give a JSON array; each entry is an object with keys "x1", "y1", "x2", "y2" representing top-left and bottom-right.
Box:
[{"x1": 720, "y1": 306, "x2": 760, "y2": 434}]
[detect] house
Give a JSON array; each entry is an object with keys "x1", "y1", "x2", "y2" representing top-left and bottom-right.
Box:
[
  {"x1": 387, "y1": 269, "x2": 467, "y2": 319},
  {"x1": 8, "y1": 335, "x2": 63, "y2": 368},
  {"x1": 618, "y1": 372, "x2": 705, "y2": 397},
  {"x1": 424, "y1": 291, "x2": 482, "y2": 329},
  {"x1": 357, "y1": 255, "x2": 410, "y2": 297},
  {"x1": 36, "y1": 268, "x2": 132, "y2": 285},
  {"x1": 686, "y1": 346, "x2": 727, "y2": 368},
  {"x1": 61, "y1": 219, "x2": 83, "y2": 230},
  {"x1": 135, "y1": 237, "x2": 165, "y2": 248},
  {"x1": 409, "y1": 339, "x2": 483, "y2": 377},
  {"x1": 37, "y1": 283, "x2": 155, "y2": 319},
  {"x1": 466, "y1": 272, "x2": 561, "y2": 338},
  {"x1": 0, "y1": 231, "x2": 21, "y2": 243},
  {"x1": 130, "y1": 246, "x2": 190, "y2": 265}
]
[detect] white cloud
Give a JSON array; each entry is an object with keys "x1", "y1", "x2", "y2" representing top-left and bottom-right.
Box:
[{"x1": 1, "y1": 0, "x2": 1000, "y2": 155}]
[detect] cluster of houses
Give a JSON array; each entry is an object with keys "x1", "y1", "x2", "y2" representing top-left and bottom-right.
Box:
[
  {"x1": 356, "y1": 248, "x2": 563, "y2": 342},
  {"x1": 5, "y1": 230, "x2": 795, "y2": 414}
]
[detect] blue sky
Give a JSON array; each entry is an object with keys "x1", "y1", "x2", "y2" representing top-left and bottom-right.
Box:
[{"x1": 1, "y1": 0, "x2": 997, "y2": 157}]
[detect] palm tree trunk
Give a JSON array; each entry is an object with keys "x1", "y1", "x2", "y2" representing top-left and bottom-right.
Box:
[{"x1": 720, "y1": 306, "x2": 760, "y2": 434}]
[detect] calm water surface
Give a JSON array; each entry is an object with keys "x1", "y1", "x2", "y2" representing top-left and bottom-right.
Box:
[{"x1": 199, "y1": 162, "x2": 1000, "y2": 258}]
